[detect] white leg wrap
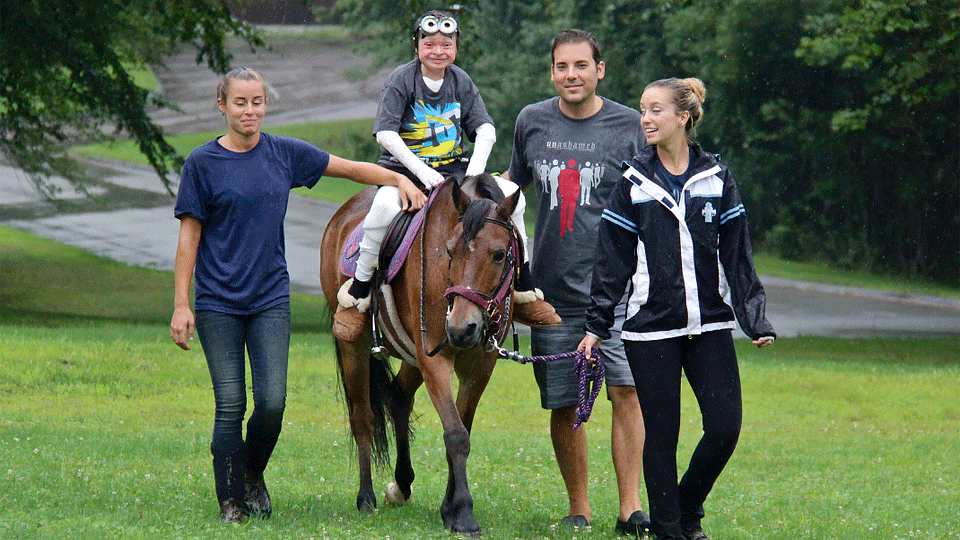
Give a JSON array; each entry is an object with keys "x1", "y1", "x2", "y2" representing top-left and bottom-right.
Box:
[
  {"x1": 384, "y1": 482, "x2": 411, "y2": 506},
  {"x1": 337, "y1": 279, "x2": 371, "y2": 313},
  {"x1": 514, "y1": 288, "x2": 544, "y2": 304}
]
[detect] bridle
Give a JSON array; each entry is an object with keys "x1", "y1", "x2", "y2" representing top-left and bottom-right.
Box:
[
  {"x1": 444, "y1": 216, "x2": 519, "y2": 334},
  {"x1": 423, "y1": 214, "x2": 520, "y2": 357}
]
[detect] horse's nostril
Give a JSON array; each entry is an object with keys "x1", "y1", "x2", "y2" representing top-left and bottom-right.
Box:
[{"x1": 447, "y1": 319, "x2": 481, "y2": 349}]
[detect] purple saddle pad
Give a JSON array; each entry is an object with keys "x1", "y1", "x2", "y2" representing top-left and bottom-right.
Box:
[{"x1": 338, "y1": 190, "x2": 436, "y2": 282}]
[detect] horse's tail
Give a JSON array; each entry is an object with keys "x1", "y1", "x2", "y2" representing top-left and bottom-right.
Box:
[
  {"x1": 332, "y1": 333, "x2": 397, "y2": 470},
  {"x1": 367, "y1": 352, "x2": 396, "y2": 468}
]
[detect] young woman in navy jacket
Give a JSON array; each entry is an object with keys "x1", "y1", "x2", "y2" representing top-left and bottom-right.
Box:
[{"x1": 579, "y1": 77, "x2": 776, "y2": 540}]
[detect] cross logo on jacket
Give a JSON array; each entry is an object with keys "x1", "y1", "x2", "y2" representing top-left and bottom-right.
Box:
[{"x1": 702, "y1": 202, "x2": 717, "y2": 223}]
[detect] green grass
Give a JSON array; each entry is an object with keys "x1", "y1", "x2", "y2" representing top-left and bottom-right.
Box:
[
  {"x1": 2, "y1": 226, "x2": 959, "y2": 539},
  {"x1": 2, "y1": 322, "x2": 958, "y2": 539},
  {"x1": 753, "y1": 254, "x2": 960, "y2": 299}
]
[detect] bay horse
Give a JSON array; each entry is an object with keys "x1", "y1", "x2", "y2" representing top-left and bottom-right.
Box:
[{"x1": 319, "y1": 173, "x2": 520, "y2": 537}]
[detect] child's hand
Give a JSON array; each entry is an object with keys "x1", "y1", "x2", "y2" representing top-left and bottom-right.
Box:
[{"x1": 419, "y1": 168, "x2": 445, "y2": 189}]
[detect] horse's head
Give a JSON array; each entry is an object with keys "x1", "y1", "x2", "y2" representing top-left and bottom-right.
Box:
[{"x1": 442, "y1": 174, "x2": 521, "y2": 350}]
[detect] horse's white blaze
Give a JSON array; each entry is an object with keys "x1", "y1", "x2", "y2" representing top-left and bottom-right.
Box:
[{"x1": 385, "y1": 482, "x2": 411, "y2": 505}]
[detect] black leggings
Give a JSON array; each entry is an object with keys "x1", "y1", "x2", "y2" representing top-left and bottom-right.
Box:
[{"x1": 624, "y1": 330, "x2": 742, "y2": 538}]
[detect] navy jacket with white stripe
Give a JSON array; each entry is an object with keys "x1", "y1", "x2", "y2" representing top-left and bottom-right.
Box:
[{"x1": 585, "y1": 142, "x2": 776, "y2": 342}]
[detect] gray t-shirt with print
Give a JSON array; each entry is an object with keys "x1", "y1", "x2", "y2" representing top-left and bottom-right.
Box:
[
  {"x1": 509, "y1": 97, "x2": 644, "y2": 316},
  {"x1": 374, "y1": 59, "x2": 492, "y2": 170}
]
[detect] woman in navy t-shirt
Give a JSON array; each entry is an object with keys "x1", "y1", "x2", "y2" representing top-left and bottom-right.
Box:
[{"x1": 170, "y1": 67, "x2": 424, "y2": 524}]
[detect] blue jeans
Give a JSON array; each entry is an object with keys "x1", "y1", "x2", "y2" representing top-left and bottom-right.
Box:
[{"x1": 195, "y1": 303, "x2": 290, "y2": 474}]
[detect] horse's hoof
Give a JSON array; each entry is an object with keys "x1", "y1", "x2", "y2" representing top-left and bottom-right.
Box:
[
  {"x1": 356, "y1": 495, "x2": 377, "y2": 515},
  {"x1": 451, "y1": 525, "x2": 482, "y2": 538},
  {"x1": 384, "y1": 482, "x2": 410, "y2": 506}
]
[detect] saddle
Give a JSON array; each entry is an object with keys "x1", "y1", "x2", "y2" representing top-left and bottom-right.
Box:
[
  {"x1": 339, "y1": 186, "x2": 441, "y2": 283},
  {"x1": 338, "y1": 188, "x2": 443, "y2": 366}
]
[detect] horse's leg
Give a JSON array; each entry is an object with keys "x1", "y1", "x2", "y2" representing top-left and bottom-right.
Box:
[
  {"x1": 386, "y1": 361, "x2": 422, "y2": 505},
  {"x1": 420, "y1": 356, "x2": 481, "y2": 537},
  {"x1": 338, "y1": 338, "x2": 378, "y2": 513},
  {"x1": 454, "y1": 353, "x2": 497, "y2": 435},
  {"x1": 441, "y1": 353, "x2": 497, "y2": 531}
]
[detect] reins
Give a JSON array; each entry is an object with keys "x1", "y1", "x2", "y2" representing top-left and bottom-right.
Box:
[{"x1": 496, "y1": 346, "x2": 605, "y2": 429}]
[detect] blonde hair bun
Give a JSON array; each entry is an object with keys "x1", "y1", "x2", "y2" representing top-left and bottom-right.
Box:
[{"x1": 680, "y1": 77, "x2": 706, "y2": 105}]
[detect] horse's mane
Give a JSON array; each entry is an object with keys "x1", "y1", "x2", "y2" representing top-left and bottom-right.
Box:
[
  {"x1": 460, "y1": 174, "x2": 505, "y2": 243},
  {"x1": 469, "y1": 173, "x2": 505, "y2": 203}
]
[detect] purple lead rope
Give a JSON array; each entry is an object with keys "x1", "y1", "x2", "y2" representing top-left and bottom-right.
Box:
[{"x1": 496, "y1": 346, "x2": 605, "y2": 429}]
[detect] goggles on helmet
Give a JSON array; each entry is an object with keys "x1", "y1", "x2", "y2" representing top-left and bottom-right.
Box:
[{"x1": 418, "y1": 14, "x2": 458, "y2": 36}]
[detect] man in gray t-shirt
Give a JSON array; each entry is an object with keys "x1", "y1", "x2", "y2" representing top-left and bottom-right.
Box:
[
  {"x1": 510, "y1": 98, "x2": 642, "y2": 313},
  {"x1": 506, "y1": 29, "x2": 650, "y2": 536}
]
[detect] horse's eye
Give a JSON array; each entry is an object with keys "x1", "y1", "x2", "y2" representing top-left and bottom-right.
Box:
[{"x1": 492, "y1": 249, "x2": 506, "y2": 264}]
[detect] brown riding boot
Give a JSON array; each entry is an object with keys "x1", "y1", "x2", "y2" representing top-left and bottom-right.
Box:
[
  {"x1": 513, "y1": 288, "x2": 562, "y2": 328},
  {"x1": 333, "y1": 278, "x2": 371, "y2": 342},
  {"x1": 333, "y1": 305, "x2": 368, "y2": 342}
]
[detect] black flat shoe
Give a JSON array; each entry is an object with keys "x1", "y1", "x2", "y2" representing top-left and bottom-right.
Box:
[
  {"x1": 681, "y1": 526, "x2": 710, "y2": 540},
  {"x1": 559, "y1": 514, "x2": 590, "y2": 530},
  {"x1": 615, "y1": 509, "x2": 651, "y2": 537},
  {"x1": 219, "y1": 500, "x2": 243, "y2": 524},
  {"x1": 243, "y1": 474, "x2": 272, "y2": 518}
]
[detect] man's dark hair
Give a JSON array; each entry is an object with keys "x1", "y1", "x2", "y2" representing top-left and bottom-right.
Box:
[{"x1": 551, "y1": 29, "x2": 602, "y2": 64}]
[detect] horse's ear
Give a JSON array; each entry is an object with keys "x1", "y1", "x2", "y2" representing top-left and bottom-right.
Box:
[
  {"x1": 496, "y1": 187, "x2": 521, "y2": 222},
  {"x1": 451, "y1": 177, "x2": 471, "y2": 215}
]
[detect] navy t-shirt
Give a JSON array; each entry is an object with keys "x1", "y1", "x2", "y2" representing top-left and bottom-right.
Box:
[
  {"x1": 656, "y1": 157, "x2": 691, "y2": 202},
  {"x1": 175, "y1": 133, "x2": 329, "y2": 314}
]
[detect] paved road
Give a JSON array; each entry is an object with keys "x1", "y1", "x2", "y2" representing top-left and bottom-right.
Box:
[
  {"x1": 1, "y1": 159, "x2": 340, "y2": 295},
  {"x1": 1, "y1": 30, "x2": 958, "y2": 338},
  {"x1": 150, "y1": 30, "x2": 390, "y2": 136}
]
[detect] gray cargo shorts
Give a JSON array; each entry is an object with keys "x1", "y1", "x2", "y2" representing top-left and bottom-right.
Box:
[{"x1": 530, "y1": 305, "x2": 633, "y2": 410}]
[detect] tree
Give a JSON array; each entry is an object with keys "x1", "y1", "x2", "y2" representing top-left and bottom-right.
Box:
[
  {"x1": 329, "y1": 0, "x2": 959, "y2": 284},
  {"x1": 796, "y1": 0, "x2": 960, "y2": 283},
  {"x1": 0, "y1": 0, "x2": 264, "y2": 196},
  {"x1": 594, "y1": 0, "x2": 959, "y2": 284}
]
